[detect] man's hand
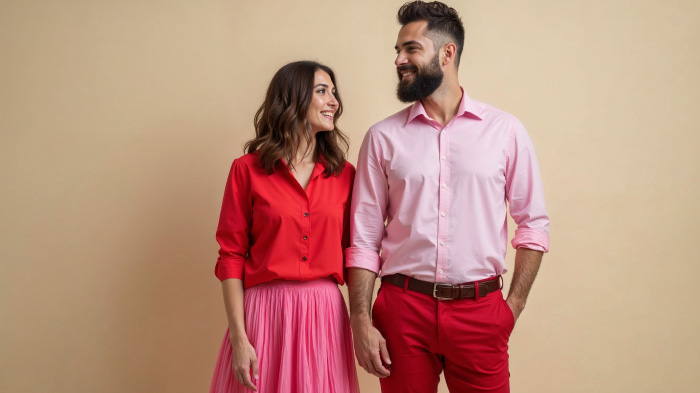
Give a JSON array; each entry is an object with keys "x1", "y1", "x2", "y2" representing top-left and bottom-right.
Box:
[
  {"x1": 230, "y1": 334, "x2": 258, "y2": 391},
  {"x1": 347, "y1": 267, "x2": 391, "y2": 377},
  {"x1": 505, "y1": 297, "x2": 525, "y2": 324},
  {"x1": 351, "y1": 316, "x2": 391, "y2": 378}
]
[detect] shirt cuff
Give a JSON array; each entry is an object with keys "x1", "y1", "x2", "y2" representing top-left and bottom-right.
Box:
[
  {"x1": 215, "y1": 257, "x2": 245, "y2": 281},
  {"x1": 511, "y1": 228, "x2": 550, "y2": 252},
  {"x1": 345, "y1": 247, "x2": 381, "y2": 274}
]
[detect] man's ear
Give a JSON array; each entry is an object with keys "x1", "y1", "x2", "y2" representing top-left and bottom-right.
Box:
[{"x1": 441, "y1": 42, "x2": 457, "y2": 67}]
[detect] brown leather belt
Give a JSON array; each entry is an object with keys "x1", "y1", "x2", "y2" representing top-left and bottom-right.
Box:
[{"x1": 381, "y1": 273, "x2": 502, "y2": 300}]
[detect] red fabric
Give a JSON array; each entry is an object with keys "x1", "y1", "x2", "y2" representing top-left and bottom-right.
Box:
[
  {"x1": 215, "y1": 152, "x2": 355, "y2": 288},
  {"x1": 372, "y1": 283, "x2": 514, "y2": 393}
]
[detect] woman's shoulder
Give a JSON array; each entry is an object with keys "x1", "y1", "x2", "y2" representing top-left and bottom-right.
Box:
[
  {"x1": 336, "y1": 160, "x2": 355, "y2": 182},
  {"x1": 234, "y1": 151, "x2": 260, "y2": 164},
  {"x1": 231, "y1": 151, "x2": 262, "y2": 169},
  {"x1": 227, "y1": 152, "x2": 268, "y2": 179},
  {"x1": 342, "y1": 160, "x2": 355, "y2": 175}
]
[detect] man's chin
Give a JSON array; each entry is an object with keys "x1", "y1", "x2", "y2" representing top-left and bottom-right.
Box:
[
  {"x1": 397, "y1": 78, "x2": 413, "y2": 88},
  {"x1": 396, "y1": 90, "x2": 421, "y2": 103},
  {"x1": 397, "y1": 82, "x2": 417, "y2": 102}
]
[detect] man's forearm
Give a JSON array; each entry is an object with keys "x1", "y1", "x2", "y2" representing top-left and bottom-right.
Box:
[
  {"x1": 348, "y1": 267, "x2": 377, "y2": 322},
  {"x1": 506, "y1": 248, "x2": 543, "y2": 319}
]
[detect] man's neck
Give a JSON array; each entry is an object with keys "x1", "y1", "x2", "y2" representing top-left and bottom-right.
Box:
[{"x1": 420, "y1": 81, "x2": 462, "y2": 127}]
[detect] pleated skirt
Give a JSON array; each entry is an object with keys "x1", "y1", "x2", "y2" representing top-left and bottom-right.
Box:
[{"x1": 209, "y1": 278, "x2": 360, "y2": 393}]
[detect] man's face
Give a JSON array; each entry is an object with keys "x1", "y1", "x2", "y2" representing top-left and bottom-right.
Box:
[{"x1": 394, "y1": 21, "x2": 444, "y2": 103}]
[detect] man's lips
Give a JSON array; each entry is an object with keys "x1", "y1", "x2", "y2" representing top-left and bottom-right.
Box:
[{"x1": 398, "y1": 66, "x2": 418, "y2": 80}]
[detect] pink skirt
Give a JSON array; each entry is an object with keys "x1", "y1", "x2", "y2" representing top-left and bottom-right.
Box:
[{"x1": 209, "y1": 278, "x2": 360, "y2": 393}]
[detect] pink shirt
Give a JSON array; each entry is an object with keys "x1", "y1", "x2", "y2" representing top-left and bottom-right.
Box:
[{"x1": 345, "y1": 89, "x2": 549, "y2": 284}]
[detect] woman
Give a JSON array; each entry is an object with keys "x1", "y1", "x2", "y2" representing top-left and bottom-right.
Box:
[{"x1": 209, "y1": 61, "x2": 359, "y2": 393}]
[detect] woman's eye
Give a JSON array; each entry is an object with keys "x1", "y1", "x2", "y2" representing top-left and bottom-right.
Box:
[{"x1": 317, "y1": 89, "x2": 325, "y2": 94}]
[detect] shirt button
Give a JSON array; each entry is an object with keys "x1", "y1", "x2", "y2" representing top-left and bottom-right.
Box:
[
  {"x1": 303, "y1": 235, "x2": 308, "y2": 240},
  {"x1": 441, "y1": 155, "x2": 446, "y2": 161},
  {"x1": 440, "y1": 241, "x2": 445, "y2": 246},
  {"x1": 439, "y1": 269, "x2": 444, "y2": 274},
  {"x1": 441, "y1": 183, "x2": 447, "y2": 188},
  {"x1": 441, "y1": 131, "x2": 446, "y2": 136},
  {"x1": 304, "y1": 212, "x2": 309, "y2": 217},
  {"x1": 440, "y1": 212, "x2": 446, "y2": 217},
  {"x1": 302, "y1": 256, "x2": 307, "y2": 261}
]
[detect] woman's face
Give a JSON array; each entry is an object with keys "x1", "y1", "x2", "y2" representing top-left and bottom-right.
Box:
[{"x1": 306, "y1": 70, "x2": 339, "y2": 133}]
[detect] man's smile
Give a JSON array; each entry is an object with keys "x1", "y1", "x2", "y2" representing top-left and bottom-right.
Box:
[{"x1": 398, "y1": 66, "x2": 418, "y2": 80}]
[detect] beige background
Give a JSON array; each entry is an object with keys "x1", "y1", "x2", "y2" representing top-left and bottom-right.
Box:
[{"x1": 2, "y1": 0, "x2": 699, "y2": 392}]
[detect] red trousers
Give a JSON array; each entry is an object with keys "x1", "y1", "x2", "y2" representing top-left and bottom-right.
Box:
[{"x1": 372, "y1": 280, "x2": 515, "y2": 393}]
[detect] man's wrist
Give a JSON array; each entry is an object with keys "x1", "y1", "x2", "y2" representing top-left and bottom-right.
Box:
[
  {"x1": 350, "y1": 312, "x2": 372, "y2": 326},
  {"x1": 506, "y1": 296, "x2": 526, "y2": 311}
]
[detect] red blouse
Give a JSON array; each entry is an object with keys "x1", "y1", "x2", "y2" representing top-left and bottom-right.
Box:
[{"x1": 215, "y1": 152, "x2": 355, "y2": 288}]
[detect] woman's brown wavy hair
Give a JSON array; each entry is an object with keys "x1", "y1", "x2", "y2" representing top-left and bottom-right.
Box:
[{"x1": 245, "y1": 61, "x2": 349, "y2": 176}]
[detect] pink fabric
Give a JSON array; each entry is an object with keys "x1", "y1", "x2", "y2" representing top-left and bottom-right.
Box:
[
  {"x1": 346, "y1": 89, "x2": 549, "y2": 284},
  {"x1": 209, "y1": 278, "x2": 359, "y2": 393}
]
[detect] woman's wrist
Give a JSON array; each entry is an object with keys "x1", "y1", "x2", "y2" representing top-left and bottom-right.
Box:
[{"x1": 228, "y1": 326, "x2": 248, "y2": 341}]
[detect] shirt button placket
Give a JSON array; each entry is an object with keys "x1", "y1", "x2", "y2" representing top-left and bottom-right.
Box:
[
  {"x1": 301, "y1": 204, "x2": 311, "y2": 277},
  {"x1": 436, "y1": 128, "x2": 450, "y2": 282}
]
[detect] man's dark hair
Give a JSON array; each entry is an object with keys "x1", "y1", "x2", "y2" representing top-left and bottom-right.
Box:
[{"x1": 397, "y1": 1, "x2": 465, "y2": 67}]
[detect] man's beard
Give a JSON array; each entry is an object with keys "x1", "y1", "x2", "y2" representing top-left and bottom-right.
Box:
[{"x1": 396, "y1": 54, "x2": 444, "y2": 103}]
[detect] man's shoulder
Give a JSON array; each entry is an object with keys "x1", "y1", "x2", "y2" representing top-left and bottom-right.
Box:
[
  {"x1": 471, "y1": 98, "x2": 535, "y2": 144},
  {"x1": 470, "y1": 98, "x2": 522, "y2": 125},
  {"x1": 368, "y1": 105, "x2": 413, "y2": 135}
]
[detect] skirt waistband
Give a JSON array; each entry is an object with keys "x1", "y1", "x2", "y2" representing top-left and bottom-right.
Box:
[{"x1": 248, "y1": 277, "x2": 338, "y2": 290}]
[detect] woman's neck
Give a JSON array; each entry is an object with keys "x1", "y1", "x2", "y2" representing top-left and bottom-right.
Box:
[{"x1": 293, "y1": 136, "x2": 316, "y2": 167}]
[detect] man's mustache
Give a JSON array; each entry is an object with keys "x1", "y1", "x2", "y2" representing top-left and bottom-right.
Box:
[{"x1": 397, "y1": 65, "x2": 418, "y2": 73}]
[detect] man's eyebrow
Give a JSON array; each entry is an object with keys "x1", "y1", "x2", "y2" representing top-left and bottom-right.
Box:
[{"x1": 394, "y1": 40, "x2": 422, "y2": 50}]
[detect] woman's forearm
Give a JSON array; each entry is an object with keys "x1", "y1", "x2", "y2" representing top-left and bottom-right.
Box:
[{"x1": 221, "y1": 278, "x2": 247, "y2": 339}]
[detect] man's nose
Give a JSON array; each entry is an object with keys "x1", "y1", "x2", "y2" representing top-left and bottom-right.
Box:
[{"x1": 395, "y1": 52, "x2": 407, "y2": 67}]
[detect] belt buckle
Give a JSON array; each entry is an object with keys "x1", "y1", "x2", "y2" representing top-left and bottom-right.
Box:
[{"x1": 433, "y1": 283, "x2": 453, "y2": 300}]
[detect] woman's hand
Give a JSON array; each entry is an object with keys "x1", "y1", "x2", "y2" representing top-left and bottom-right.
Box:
[
  {"x1": 230, "y1": 334, "x2": 258, "y2": 391},
  {"x1": 221, "y1": 279, "x2": 257, "y2": 390}
]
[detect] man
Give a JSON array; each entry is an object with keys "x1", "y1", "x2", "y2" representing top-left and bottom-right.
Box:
[{"x1": 346, "y1": 2, "x2": 550, "y2": 392}]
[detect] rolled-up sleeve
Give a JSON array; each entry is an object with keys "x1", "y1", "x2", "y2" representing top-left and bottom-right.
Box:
[
  {"x1": 345, "y1": 129, "x2": 387, "y2": 274},
  {"x1": 505, "y1": 120, "x2": 550, "y2": 252},
  {"x1": 214, "y1": 159, "x2": 252, "y2": 281},
  {"x1": 341, "y1": 165, "x2": 356, "y2": 256}
]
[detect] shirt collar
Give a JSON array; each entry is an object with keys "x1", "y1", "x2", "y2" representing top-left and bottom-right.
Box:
[
  {"x1": 279, "y1": 156, "x2": 327, "y2": 179},
  {"x1": 405, "y1": 87, "x2": 483, "y2": 126},
  {"x1": 310, "y1": 157, "x2": 327, "y2": 179}
]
